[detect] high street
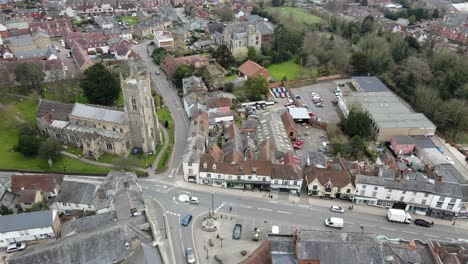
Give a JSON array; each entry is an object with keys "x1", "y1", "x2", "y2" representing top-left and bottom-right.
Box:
[{"x1": 140, "y1": 179, "x2": 468, "y2": 263}]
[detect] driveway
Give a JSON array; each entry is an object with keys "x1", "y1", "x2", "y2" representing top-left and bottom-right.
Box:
[{"x1": 51, "y1": 40, "x2": 81, "y2": 79}]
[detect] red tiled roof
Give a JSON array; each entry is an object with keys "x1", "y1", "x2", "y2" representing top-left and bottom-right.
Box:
[
  {"x1": 281, "y1": 111, "x2": 297, "y2": 132},
  {"x1": 11, "y1": 175, "x2": 62, "y2": 193},
  {"x1": 19, "y1": 189, "x2": 38, "y2": 204},
  {"x1": 207, "y1": 97, "x2": 232, "y2": 109},
  {"x1": 209, "y1": 144, "x2": 224, "y2": 163},
  {"x1": 238, "y1": 60, "x2": 269, "y2": 79},
  {"x1": 271, "y1": 163, "x2": 301, "y2": 180},
  {"x1": 305, "y1": 167, "x2": 352, "y2": 188}
]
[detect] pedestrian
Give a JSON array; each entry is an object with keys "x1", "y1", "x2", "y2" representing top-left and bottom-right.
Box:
[{"x1": 229, "y1": 206, "x2": 232, "y2": 212}]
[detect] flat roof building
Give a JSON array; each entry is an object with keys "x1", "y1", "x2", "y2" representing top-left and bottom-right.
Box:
[{"x1": 352, "y1": 76, "x2": 390, "y2": 92}]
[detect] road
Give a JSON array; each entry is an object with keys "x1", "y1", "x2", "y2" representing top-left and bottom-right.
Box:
[
  {"x1": 133, "y1": 41, "x2": 189, "y2": 181},
  {"x1": 140, "y1": 180, "x2": 468, "y2": 264}
]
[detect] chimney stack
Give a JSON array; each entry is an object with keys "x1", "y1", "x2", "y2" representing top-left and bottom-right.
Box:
[
  {"x1": 408, "y1": 241, "x2": 417, "y2": 251},
  {"x1": 436, "y1": 175, "x2": 443, "y2": 182}
]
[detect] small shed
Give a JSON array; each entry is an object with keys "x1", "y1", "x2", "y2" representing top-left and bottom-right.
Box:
[{"x1": 288, "y1": 108, "x2": 310, "y2": 123}]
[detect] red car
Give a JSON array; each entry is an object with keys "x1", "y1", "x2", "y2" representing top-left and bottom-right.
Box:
[
  {"x1": 280, "y1": 92, "x2": 286, "y2": 98},
  {"x1": 293, "y1": 144, "x2": 301, "y2": 150},
  {"x1": 284, "y1": 102, "x2": 294, "y2": 107},
  {"x1": 308, "y1": 112, "x2": 315, "y2": 117}
]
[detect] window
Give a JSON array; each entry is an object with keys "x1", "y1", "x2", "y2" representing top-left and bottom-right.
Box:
[
  {"x1": 218, "y1": 175, "x2": 221, "y2": 179},
  {"x1": 447, "y1": 204, "x2": 454, "y2": 210},
  {"x1": 113, "y1": 127, "x2": 116, "y2": 132},
  {"x1": 436, "y1": 202, "x2": 443, "y2": 208},
  {"x1": 325, "y1": 187, "x2": 332, "y2": 192},
  {"x1": 207, "y1": 173, "x2": 211, "y2": 178},
  {"x1": 412, "y1": 192, "x2": 417, "y2": 196},
  {"x1": 203, "y1": 163, "x2": 207, "y2": 168},
  {"x1": 424, "y1": 193, "x2": 429, "y2": 198},
  {"x1": 386, "y1": 194, "x2": 391, "y2": 199},
  {"x1": 374, "y1": 186, "x2": 378, "y2": 190},
  {"x1": 131, "y1": 97, "x2": 137, "y2": 111},
  {"x1": 346, "y1": 189, "x2": 351, "y2": 193},
  {"x1": 237, "y1": 176, "x2": 241, "y2": 180},
  {"x1": 402, "y1": 191, "x2": 406, "y2": 194},
  {"x1": 293, "y1": 181, "x2": 297, "y2": 186},
  {"x1": 120, "y1": 128, "x2": 123, "y2": 133},
  {"x1": 439, "y1": 196, "x2": 445, "y2": 201},
  {"x1": 248, "y1": 176, "x2": 252, "y2": 180},
  {"x1": 55, "y1": 133, "x2": 62, "y2": 139},
  {"x1": 103, "y1": 126, "x2": 106, "y2": 130},
  {"x1": 150, "y1": 128, "x2": 154, "y2": 138},
  {"x1": 93, "y1": 124, "x2": 96, "y2": 128},
  {"x1": 372, "y1": 191, "x2": 377, "y2": 198},
  {"x1": 274, "y1": 180, "x2": 278, "y2": 185},
  {"x1": 312, "y1": 185, "x2": 317, "y2": 190},
  {"x1": 212, "y1": 164, "x2": 216, "y2": 170},
  {"x1": 399, "y1": 197, "x2": 404, "y2": 201},
  {"x1": 263, "y1": 177, "x2": 266, "y2": 182},
  {"x1": 422, "y1": 199, "x2": 426, "y2": 205},
  {"x1": 450, "y1": 198, "x2": 456, "y2": 203},
  {"x1": 362, "y1": 185, "x2": 366, "y2": 189},
  {"x1": 106, "y1": 142, "x2": 113, "y2": 150},
  {"x1": 188, "y1": 169, "x2": 193, "y2": 175}
]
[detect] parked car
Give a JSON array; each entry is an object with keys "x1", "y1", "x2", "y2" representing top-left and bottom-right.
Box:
[
  {"x1": 293, "y1": 144, "x2": 301, "y2": 150},
  {"x1": 311, "y1": 92, "x2": 319, "y2": 97},
  {"x1": 302, "y1": 103, "x2": 309, "y2": 108},
  {"x1": 330, "y1": 205, "x2": 345, "y2": 213},
  {"x1": 436, "y1": 146, "x2": 444, "y2": 154},
  {"x1": 186, "y1": 247, "x2": 196, "y2": 263},
  {"x1": 308, "y1": 112, "x2": 315, "y2": 117},
  {"x1": 188, "y1": 197, "x2": 199, "y2": 204},
  {"x1": 60, "y1": 39, "x2": 65, "y2": 47},
  {"x1": 280, "y1": 92, "x2": 286, "y2": 98},
  {"x1": 324, "y1": 217, "x2": 343, "y2": 228},
  {"x1": 295, "y1": 95, "x2": 301, "y2": 99},
  {"x1": 281, "y1": 87, "x2": 286, "y2": 92},
  {"x1": 285, "y1": 102, "x2": 294, "y2": 107},
  {"x1": 155, "y1": 70, "x2": 160, "y2": 75},
  {"x1": 7, "y1": 243, "x2": 26, "y2": 253},
  {"x1": 414, "y1": 219, "x2": 433, "y2": 227},
  {"x1": 181, "y1": 214, "x2": 193, "y2": 226},
  {"x1": 233, "y1": 224, "x2": 242, "y2": 239},
  {"x1": 316, "y1": 103, "x2": 324, "y2": 107},
  {"x1": 67, "y1": 52, "x2": 72, "y2": 58}
]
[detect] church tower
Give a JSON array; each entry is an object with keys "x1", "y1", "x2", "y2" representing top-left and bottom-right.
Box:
[{"x1": 121, "y1": 64, "x2": 161, "y2": 154}]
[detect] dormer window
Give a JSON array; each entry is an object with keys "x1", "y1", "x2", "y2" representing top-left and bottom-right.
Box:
[
  {"x1": 213, "y1": 164, "x2": 216, "y2": 170},
  {"x1": 203, "y1": 162, "x2": 207, "y2": 168}
]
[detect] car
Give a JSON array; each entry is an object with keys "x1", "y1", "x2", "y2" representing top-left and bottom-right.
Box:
[
  {"x1": 297, "y1": 139, "x2": 304, "y2": 144},
  {"x1": 414, "y1": 219, "x2": 433, "y2": 228},
  {"x1": 311, "y1": 92, "x2": 319, "y2": 97},
  {"x1": 324, "y1": 217, "x2": 343, "y2": 228},
  {"x1": 274, "y1": 92, "x2": 280, "y2": 98},
  {"x1": 181, "y1": 214, "x2": 193, "y2": 226},
  {"x1": 436, "y1": 146, "x2": 444, "y2": 154},
  {"x1": 280, "y1": 92, "x2": 286, "y2": 98},
  {"x1": 284, "y1": 102, "x2": 294, "y2": 107},
  {"x1": 308, "y1": 112, "x2": 315, "y2": 117},
  {"x1": 188, "y1": 197, "x2": 199, "y2": 204},
  {"x1": 316, "y1": 103, "x2": 324, "y2": 107},
  {"x1": 330, "y1": 205, "x2": 345, "y2": 213},
  {"x1": 60, "y1": 39, "x2": 65, "y2": 47},
  {"x1": 281, "y1": 87, "x2": 286, "y2": 92},
  {"x1": 296, "y1": 141, "x2": 303, "y2": 146},
  {"x1": 293, "y1": 144, "x2": 301, "y2": 150},
  {"x1": 233, "y1": 224, "x2": 242, "y2": 239},
  {"x1": 302, "y1": 103, "x2": 309, "y2": 108},
  {"x1": 296, "y1": 95, "x2": 302, "y2": 99},
  {"x1": 444, "y1": 156, "x2": 455, "y2": 164},
  {"x1": 6, "y1": 242, "x2": 26, "y2": 253},
  {"x1": 155, "y1": 70, "x2": 160, "y2": 75},
  {"x1": 186, "y1": 248, "x2": 196, "y2": 263}
]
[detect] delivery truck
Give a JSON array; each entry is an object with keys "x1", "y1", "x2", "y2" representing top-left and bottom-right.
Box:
[{"x1": 387, "y1": 209, "x2": 411, "y2": 224}]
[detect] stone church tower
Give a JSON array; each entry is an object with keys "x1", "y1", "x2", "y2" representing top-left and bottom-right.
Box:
[{"x1": 121, "y1": 64, "x2": 161, "y2": 154}]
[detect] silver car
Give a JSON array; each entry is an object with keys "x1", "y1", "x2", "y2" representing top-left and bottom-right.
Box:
[{"x1": 186, "y1": 247, "x2": 196, "y2": 263}]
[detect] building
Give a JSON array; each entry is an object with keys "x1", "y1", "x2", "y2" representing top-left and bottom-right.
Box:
[
  {"x1": 390, "y1": 135, "x2": 416, "y2": 155},
  {"x1": 29, "y1": 20, "x2": 72, "y2": 37},
  {"x1": 238, "y1": 60, "x2": 269, "y2": 79},
  {"x1": 161, "y1": 54, "x2": 209, "y2": 78},
  {"x1": 68, "y1": 0, "x2": 139, "y2": 15},
  {"x1": 355, "y1": 173, "x2": 463, "y2": 220},
  {"x1": 338, "y1": 77, "x2": 436, "y2": 141},
  {"x1": 431, "y1": 14, "x2": 468, "y2": 45},
  {"x1": 0, "y1": 210, "x2": 60, "y2": 248},
  {"x1": 11, "y1": 175, "x2": 62, "y2": 210},
  {"x1": 281, "y1": 111, "x2": 298, "y2": 141},
  {"x1": 36, "y1": 63, "x2": 160, "y2": 159},
  {"x1": 182, "y1": 134, "x2": 206, "y2": 182},
  {"x1": 306, "y1": 167, "x2": 354, "y2": 199},
  {"x1": 182, "y1": 75, "x2": 207, "y2": 95},
  {"x1": 153, "y1": 30, "x2": 174, "y2": 50},
  {"x1": 133, "y1": 17, "x2": 172, "y2": 37},
  {"x1": 207, "y1": 96, "x2": 231, "y2": 113}
]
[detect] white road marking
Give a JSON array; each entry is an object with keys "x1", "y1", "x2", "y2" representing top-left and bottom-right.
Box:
[
  {"x1": 361, "y1": 224, "x2": 376, "y2": 227},
  {"x1": 225, "y1": 202, "x2": 253, "y2": 209},
  {"x1": 298, "y1": 205, "x2": 309, "y2": 208},
  {"x1": 172, "y1": 196, "x2": 179, "y2": 204},
  {"x1": 277, "y1": 210, "x2": 291, "y2": 214},
  {"x1": 402, "y1": 231, "x2": 419, "y2": 235},
  {"x1": 344, "y1": 221, "x2": 354, "y2": 224},
  {"x1": 424, "y1": 234, "x2": 439, "y2": 238},
  {"x1": 258, "y1": 208, "x2": 273, "y2": 211},
  {"x1": 380, "y1": 227, "x2": 396, "y2": 231},
  {"x1": 269, "y1": 201, "x2": 279, "y2": 204},
  {"x1": 178, "y1": 215, "x2": 185, "y2": 256}
]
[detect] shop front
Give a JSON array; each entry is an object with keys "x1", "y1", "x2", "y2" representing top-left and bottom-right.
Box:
[
  {"x1": 427, "y1": 208, "x2": 456, "y2": 220},
  {"x1": 226, "y1": 180, "x2": 245, "y2": 189},
  {"x1": 354, "y1": 196, "x2": 378, "y2": 206}
]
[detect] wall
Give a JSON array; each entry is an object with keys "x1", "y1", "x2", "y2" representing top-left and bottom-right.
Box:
[{"x1": 0, "y1": 226, "x2": 55, "y2": 248}]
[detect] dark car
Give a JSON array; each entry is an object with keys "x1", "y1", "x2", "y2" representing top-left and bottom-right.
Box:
[
  {"x1": 233, "y1": 224, "x2": 242, "y2": 239},
  {"x1": 181, "y1": 214, "x2": 193, "y2": 226},
  {"x1": 414, "y1": 219, "x2": 433, "y2": 227}
]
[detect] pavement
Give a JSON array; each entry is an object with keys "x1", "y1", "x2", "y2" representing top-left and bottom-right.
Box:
[
  {"x1": 192, "y1": 212, "x2": 260, "y2": 264},
  {"x1": 151, "y1": 126, "x2": 170, "y2": 172}
]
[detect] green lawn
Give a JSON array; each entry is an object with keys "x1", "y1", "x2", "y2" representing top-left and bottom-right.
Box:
[
  {"x1": 225, "y1": 74, "x2": 237, "y2": 81},
  {"x1": 118, "y1": 16, "x2": 138, "y2": 26},
  {"x1": 157, "y1": 107, "x2": 174, "y2": 143},
  {"x1": 267, "y1": 59, "x2": 313, "y2": 81},
  {"x1": 115, "y1": 90, "x2": 124, "y2": 108},
  {"x1": 0, "y1": 97, "x2": 110, "y2": 174},
  {"x1": 268, "y1": 7, "x2": 322, "y2": 25},
  {"x1": 156, "y1": 148, "x2": 171, "y2": 171},
  {"x1": 457, "y1": 132, "x2": 468, "y2": 145}
]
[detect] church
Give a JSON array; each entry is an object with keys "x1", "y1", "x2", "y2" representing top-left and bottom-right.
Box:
[{"x1": 36, "y1": 64, "x2": 161, "y2": 159}]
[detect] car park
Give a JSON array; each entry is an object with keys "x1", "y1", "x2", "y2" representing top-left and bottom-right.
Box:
[
  {"x1": 186, "y1": 248, "x2": 196, "y2": 263},
  {"x1": 414, "y1": 219, "x2": 433, "y2": 227},
  {"x1": 7, "y1": 243, "x2": 26, "y2": 253},
  {"x1": 330, "y1": 206, "x2": 345, "y2": 213},
  {"x1": 233, "y1": 224, "x2": 242, "y2": 239},
  {"x1": 181, "y1": 214, "x2": 193, "y2": 226},
  {"x1": 188, "y1": 197, "x2": 199, "y2": 204},
  {"x1": 324, "y1": 217, "x2": 343, "y2": 228}
]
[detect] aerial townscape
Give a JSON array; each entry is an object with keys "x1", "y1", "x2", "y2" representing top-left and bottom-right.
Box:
[{"x1": 0, "y1": 0, "x2": 468, "y2": 262}]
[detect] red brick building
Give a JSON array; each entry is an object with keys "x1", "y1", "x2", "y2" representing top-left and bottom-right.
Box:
[{"x1": 161, "y1": 54, "x2": 209, "y2": 78}]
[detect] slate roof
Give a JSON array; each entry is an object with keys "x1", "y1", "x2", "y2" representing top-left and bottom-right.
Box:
[
  {"x1": 8, "y1": 35, "x2": 35, "y2": 47},
  {"x1": 412, "y1": 136, "x2": 436, "y2": 149},
  {"x1": 352, "y1": 76, "x2": 390, "y2": 92},
  {"x1": 182, "y1": 135, "x2": 206, "y2": 164},
  {"x1": 307, "y1": 152, "x2": 327, "y2": 168},
  {"x1": 356, "y1": 174, "x2": 463, "y2": 198},
  {"x1": 393, "y1": 135, "x2": 415, "y2": 145},
  {"x1": 383, "y1": 241, "x2": 434, "y2": 264},
  {"x1": 0, "y1": 210, "x2": 55, "y2": 233},
  {"x1": 70, "y1": 103, "x2": 127, "y2": 124},
  {"x1": 18, "y1": 189, "x2": 38, "y2": 204},
  {"x1": 57, "y1": 180, "x2": 97, "y2": 205},
  {"x1": 296, "y1": 230, "x2": 384, "y2": 264},
  {"x1": 206, "y1": 22, "x2": 224, "y2": 34},
  {"x1": 271, "y1": 163, "x2": 301, "y2": 180},
  {"x1": 61, "y1": 211, "x2": 118, "y2": 237},
  {"x1": 36, "y1": 99, "x2": 74, "y2": 121},
  {"x1": 15, "y1": 47, "x2": 55, "y2": 60}
]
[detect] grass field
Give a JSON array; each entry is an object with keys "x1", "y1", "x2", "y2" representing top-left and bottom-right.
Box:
[
  {"x1": 458, "y1": 132, "x2": 468, "y2": 145},
  {"x1": 0, "y1": 97, "x2": 110, "y2": 174},
  {"x1": 268, "y1": 7, "x2": 322, "y2": 25},
  {"x1": 118, "y1": 16, "x2": 138, "y2": 26},
  {"x1": 43, "y1": 80, "x2": 88, "y2": 104},
  {"x1": 156, "y1": 106, "x2": 173, "y2": 171},
  {"x1": 225, "y1": 74, "x2": 237, "y2": 81},
  {"x1": 267, "y1": 59, "x2": 313, "y2": 81}
]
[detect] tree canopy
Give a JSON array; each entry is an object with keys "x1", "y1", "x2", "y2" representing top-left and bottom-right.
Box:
[
  {"x1": 80, "y1": 63, "x2": 120, "y2": 106},
  {"x1": 15, "y1": 122, "x2": 42, "y2": 157},
  {"x1": 39, "y1": 138, "x2": 63, "y2": 161},
  {"x1": 172, "y1": 64, "x2": 195, "y2": 88},
  {"x1": 152, "y1": 47, "x2": 169, "y2": 65},
  {"x1": 243, "y1": 75, "x2": 269, "y2": 101},
  {"x1": 14, "y1": 62, "x2": 45, "y2": 95},
  {"x1": 342, "y1": 108, "x2": 371, "y2": 139},
  {"x1": 215, "y1": 45, "x2": 236, "y2": 69}
]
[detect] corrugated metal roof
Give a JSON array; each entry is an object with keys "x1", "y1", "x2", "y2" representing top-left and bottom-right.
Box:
[{"x1": 70, "y1": 103, "x2": 126, "y2": 124}]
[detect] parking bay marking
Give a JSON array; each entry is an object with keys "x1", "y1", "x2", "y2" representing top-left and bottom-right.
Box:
[
  {"x1": 258, "y1": 208, "x2": 273, "y2": 212},
  {"x1": 277, "y1": 210, "x2": 291, "y2": 214},
  {"x1": 424, "y1": 234, "x2": 439, "y2": 238},
  {"x1": 360, "y1": 224, "x2": 376, "y2": 228},
  {"x1": 402, "y1": 230, "x2": 419, "y2": 235},
  {"x1": 380, "y1": 227, "x2": 396, "y2": 231}
]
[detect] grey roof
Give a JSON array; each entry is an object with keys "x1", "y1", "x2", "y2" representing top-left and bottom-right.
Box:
[
  {"x1": 382, "y1": 241, "x2": 434, "y2": 264},
  {"x1": 245, "y1": 14, "x2": 264, "y2": 22},
  {"x1": 393, "y1": 135, "x2": 414, "y2": 145},
  {"x1": 70, "y1": 103, "x2": 127, "y2": 124},
  {"x1": 0, "y1": 210, "x2": 55, "y2": 233},
  {"x1": 296, "y1": 230, "x2": 384, "y2": 264},
  {"x1": 8, "y1": 35, "x2": 35, "y2": 47},
  {"x1": 57, "y1": 180, "x2": 97, "y2": 205},
  {"x1": 8, "y1": 224, "x2": 153, "y2": 264},
  {"x1": 182, "y1": 135, "x2": 206, "y2": 164},
  {"x1": 257, "y1": 110, "x2": 293, "y2": 155},
  {"x1": 352, "y1": 76, "x2": 390, "y2": 92},
  {"x1": 434, "y1": 164, "x2": 468, "y2": 184},
  {"x1": 15, "y1": 47, "x2": 54, "y2": 60},
  {"x1": 356, "y1": 174, "x2": 463, "y2": 198},
  {"x1": 61, "y1": 211, "x2": 118, "y2": 237},
  {"x1": 412, "y1": 136, "x2": 436, "y2": 149},
  {"x1": 307, "y1": 152, "x2": 327, "y2": 167}
]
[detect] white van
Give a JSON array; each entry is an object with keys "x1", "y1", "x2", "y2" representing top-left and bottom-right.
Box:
[
  {"x1": 271, "y1": 225, "x2": 279, "y2": 234},
  {"x1": 324, "y1": 217, "x2": 343, "y2": 228}
]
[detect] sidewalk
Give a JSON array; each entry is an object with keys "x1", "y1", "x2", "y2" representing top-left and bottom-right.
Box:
[{"x1": 175, "y1": 180, "x2": 468, "y2": 230}]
